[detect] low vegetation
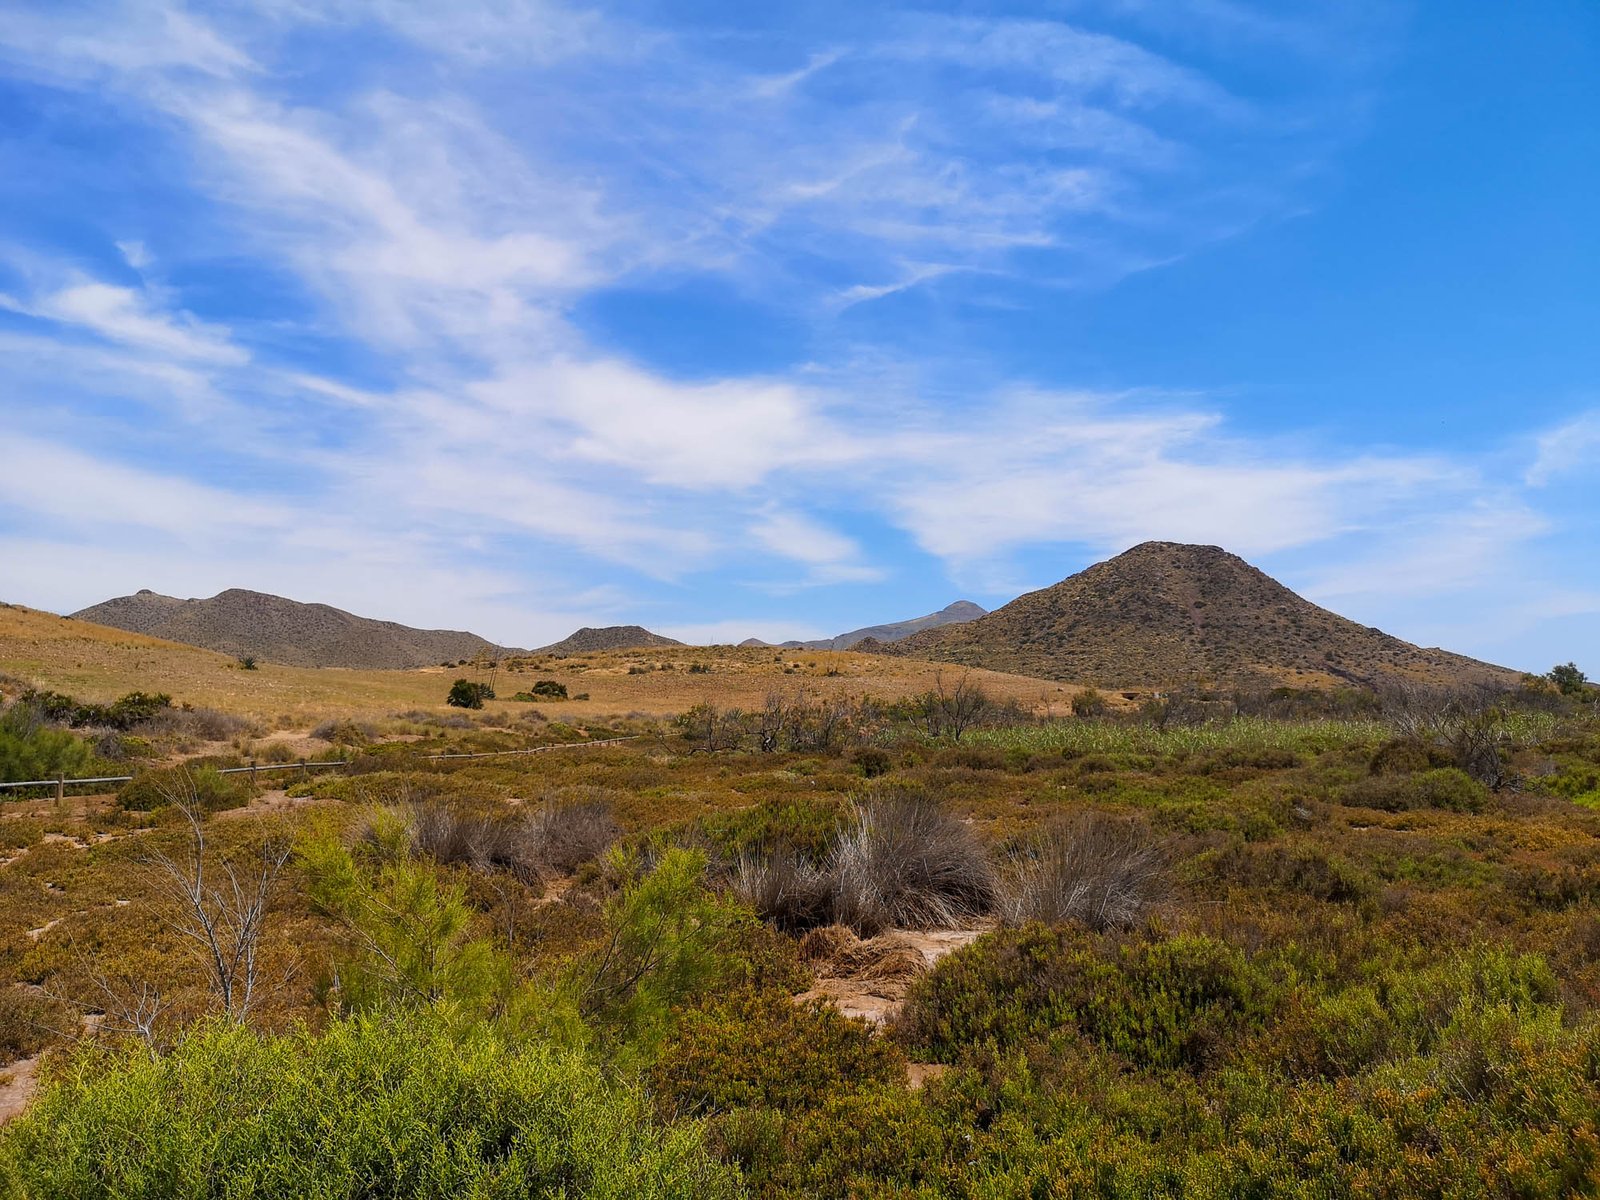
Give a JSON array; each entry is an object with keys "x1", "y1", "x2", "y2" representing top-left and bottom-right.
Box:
[{"x1": 3, "y1": 660, "x2": 1600, "y2": 1197}]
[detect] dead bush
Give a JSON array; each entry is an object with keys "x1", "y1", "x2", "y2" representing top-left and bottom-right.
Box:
[
  {"x1": 825, "y1": 790, "x2": 996, "y2": 935},
  {"x1": 733, "y1": 852, "x2": 831, "y2": 932},
  {"x1": 999, "y1": 812, "x2": 1166, "y2": 931},
  {"x1": 526, "y1": 797, "x2": 620, "y2": 874},
  {"x1": 403, "y1": 800, "x2": 538, "y2": 881},
  {"x1": 311, "y1": 719, "x2": 376, "y2": 744},
  {"x1": 147, "y1": 707, "x2": 255, "y2": 741}
]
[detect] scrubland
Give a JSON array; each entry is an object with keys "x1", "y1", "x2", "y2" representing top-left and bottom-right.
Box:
[{"x1": 1, "y1": 636, "x2": 1599, "y2": 1197}]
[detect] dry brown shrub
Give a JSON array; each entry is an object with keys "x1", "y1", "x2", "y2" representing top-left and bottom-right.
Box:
[
  {"x1": 525, "y1": 796, "x2": 620, "y2": 874},
  {"x1": 825, "y1": 790, "x2": 996, "y2": 935},
  {"x1": 999, "y1": 811, "x2": 1166, "y2": 931}
]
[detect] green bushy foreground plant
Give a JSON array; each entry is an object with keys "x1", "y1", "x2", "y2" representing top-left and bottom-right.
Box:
[
  {"x1": 0, "y1": 1012, "x2": 739, "y2": 1199},
  {"x1": 0, "y1": 703, "x2": 102, "y2": 782}
]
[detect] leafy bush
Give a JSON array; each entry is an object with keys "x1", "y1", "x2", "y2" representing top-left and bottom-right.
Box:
[
  {"x1": 0, "y1": 1013, "x2": 740, "y2": 1199},
  {"x1": 999, "y1": 812, "x2": 1166, "y2": 930},
  {"x1": 0, "y1": 987, "x2": 70, "y2": 1066},
  {"x1": 304, "y1": 816, "x2": 513, "y2": 1016},
  {"x1": 566, "y1": 848, "x2": 757, "y2": 1056},
  {"x1": 445, "y1": 679, "x2": 493, "y2": 709},
  {"x1": 1204, "y1": 841, "x2": 1377, "y2": 906},
  {"x1": 895, "y1": 925, "x2": 1283, "y2": 1073},
  {"x1": 24, "y1": 688, "x2": 172, "y2": 730},
  {"x1": 650, "y1": 989, "x2": 903, "y2": 1116},
  {"x1": 0, "y1": 703, "x2": 102, "y2": 783},
  {"x1": 1550, "y1": 661, "x2": 1590, "y2": 695},
  {"x1": 531, "y1": 679, "x2": 569, "y2": 699},
  {"x1": 116, "y1": 764, "x2": 254, "y2": 812},
  {"x1": 1342, "y1": 765, "x2": 1488, "y2": 812},
  {"x1": 309, "y1": 718, "x2": 375, "y2": 744},
  {"x1": 701, "y1": 796, "x2": 845, "y2": 862}
]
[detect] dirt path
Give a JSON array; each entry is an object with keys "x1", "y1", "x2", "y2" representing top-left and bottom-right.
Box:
[{"x1": 0, "y1": 1056, "x2": 40, "y2": 1125}]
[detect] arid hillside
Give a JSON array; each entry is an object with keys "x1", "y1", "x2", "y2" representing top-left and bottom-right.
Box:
[
  {"x1": 72, "y1": 589, "x2": 515, "y2": 670},
  {"x1": 0, "y1": 603, "x2": 1083, "y2": 722},
  {"x1": 533, "y1": 626, "x2": 683, "y2": 655},
  {"x1": 885, "y1": 542, "x2": 1520, "y2": 690},
  {"x1": 750, "y1": 600, "x2": 988, "y2": 650}
]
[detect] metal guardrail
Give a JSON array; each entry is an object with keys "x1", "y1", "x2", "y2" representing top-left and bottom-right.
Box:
[{"x1": 0, "y1": 735, "x2": 640, "y2": 796}]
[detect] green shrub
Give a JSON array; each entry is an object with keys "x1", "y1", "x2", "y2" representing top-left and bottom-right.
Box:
[
  {"x1": 0, "y1": 705, "x2": 101, "y2": 783},
  {"x1": 0, "y1": 1013, "x2": 740, "y2": 1199},
  {"x1": 699, "y1": 795, "x2": 845, "y2": 862},
  {"x1": 115, "y1": 764, "x2": 253, "y2": 812},
  {"x1": 650, "y1": 989, "x2": 903, "y2": 1116},
  {"x1": 1202, "y1": 841, "x2": 1376, "y2": 906},
  {"x1": 22, "y1": 688, "x2": 171, "y2": 730},
  {"x1": 301, "y1": 821, "x2": 513, "y2": 1017},
  {"x1": 0, "y1": 987, "x2": 70, "y2": 1066},
  {"x1": 561, "y1": 848, "x2": 760, "y2": 1057},
  {"x1": 1342, "y1": 766, "x2": 1488, "y2": 812},
  {"x1": 895, "y1": 925, "x2": 1283, "y2": 1073},
  {"x1": 445, "y1": 679, "x2": 493, "y2": 709}
]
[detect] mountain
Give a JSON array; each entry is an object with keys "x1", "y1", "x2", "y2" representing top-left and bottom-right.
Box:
[
  {"x1": 742, "y1": 601, "x2": 987, "y2": 651},
  {"x1": 533, "y1": 625, "x2": 684, "y2": 656},
  {"x1": 881, "y1": 543, "x2": 1519, "y2": 690},
  {"x1": 71, "y1": 589, "x2": 515, "y2": 670}
]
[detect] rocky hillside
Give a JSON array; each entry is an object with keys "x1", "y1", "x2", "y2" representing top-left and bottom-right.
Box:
[
  {"x1": 743, "y1": 600, "x2": 987, "y2": 650},
  {"x1": 71, "y1": 589, "x2": 514, "y2": 670},
  {"x1": 534, "y1": 626, "x2": 684, "y2": 656},
  {"x1": 883, "y1": 543, "x2": 1519, "y2": 690}
]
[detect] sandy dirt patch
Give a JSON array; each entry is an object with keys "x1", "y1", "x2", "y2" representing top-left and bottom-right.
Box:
[{"x1": 795, "y1": 922, "x2": 993, "y2": 1025}]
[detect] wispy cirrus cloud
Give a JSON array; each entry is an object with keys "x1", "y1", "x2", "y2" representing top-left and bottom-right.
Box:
[{"x1": 0, "y1": 0, "x2": 1591, "y2": 670}]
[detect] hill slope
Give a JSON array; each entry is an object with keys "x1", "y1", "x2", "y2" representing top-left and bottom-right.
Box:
[
  {"x1": 534, "y1": 626, "x2": 684, "y2": 656},
  {"x1": 885, "y1": 543, "x2": 1518, "y2": 690},
  {"x1": 71, "y1": 589, "x2": 513, "y2": 670},
  {"x1": 743, "y1": 601, "x2": 987, "y2": 650}
]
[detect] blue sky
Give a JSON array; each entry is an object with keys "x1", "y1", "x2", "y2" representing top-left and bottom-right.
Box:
[{"x1": 0, "y1": 0, "x2": 1595, "y2": 672}]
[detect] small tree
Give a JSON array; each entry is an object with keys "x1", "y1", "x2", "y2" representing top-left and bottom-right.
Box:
[
  {"x1": 446, "y1": 679, "x2": 493, "y2": 709},
  {"x1": 1550, "y1": 662, "x2": 1590, "y2": 696}
]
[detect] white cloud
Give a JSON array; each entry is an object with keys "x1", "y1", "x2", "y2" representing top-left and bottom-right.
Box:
[
  {"x1": 1527, "y1": 410, "x2": 1600, "y2": 486},
  {"x1": 749, "y1": 510, "x2": 885, "y2": 584},
  {"x1": 0, "y1": 277, "x2": 247, "y2": 364},
  {"x1": 0, "y1": 433, "x2": 288, "y2": 540}
]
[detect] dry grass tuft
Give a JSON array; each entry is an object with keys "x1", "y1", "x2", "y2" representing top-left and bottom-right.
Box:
[
  {"x1": 737, "y1": 790, "x2": 996, "y2": 936},
  {"x1": 526, "y1": 795, "x2": 621, "y2": 874},
  {"x1": 999, "y1": 811, "x2": 1165, "y2": 931},
  {"x1": 826, "y1": 791, "x2": 997, "y2": 936}
]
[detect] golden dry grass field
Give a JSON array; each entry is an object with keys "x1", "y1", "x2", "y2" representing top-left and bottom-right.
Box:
[{"x1": 0, "y1": 602, "x2": 1102, "y2": 724}]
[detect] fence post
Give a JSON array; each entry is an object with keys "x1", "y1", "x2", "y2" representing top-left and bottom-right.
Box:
[{"x1": 56, "y1": 773, "x2": 65, "y2": 805}]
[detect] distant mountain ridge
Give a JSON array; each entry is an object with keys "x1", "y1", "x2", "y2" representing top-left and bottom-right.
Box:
[
  {"x1": 534, "y1": 626, "x2": 683, "y2": 656},
  {"x1": 72, "y1": 589, "x2": 516, "y2": 670},
  {"x1": 880, "y1": 542, "x2": 1519, "y2": 690},
  {"x1": 742, "y1": 600, "x2": 987, "y2": 651}
]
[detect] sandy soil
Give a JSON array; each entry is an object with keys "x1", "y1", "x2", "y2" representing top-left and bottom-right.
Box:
[
  {"x1": 796, "y1": 923, "x2": 993, "y2": 1025},
  {"x1": 0, "y1": 1056, "x2": 40, "y2": 1125}
]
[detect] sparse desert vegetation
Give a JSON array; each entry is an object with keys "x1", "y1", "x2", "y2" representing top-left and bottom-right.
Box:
[{"x1": 3, "y1": 626, "x2": 1600, "y2": 1196}]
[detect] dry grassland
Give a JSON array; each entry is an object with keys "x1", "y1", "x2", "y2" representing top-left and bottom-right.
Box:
[{"x1": 0, "y1": 603, "x2": 1098, "y2": 724}]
